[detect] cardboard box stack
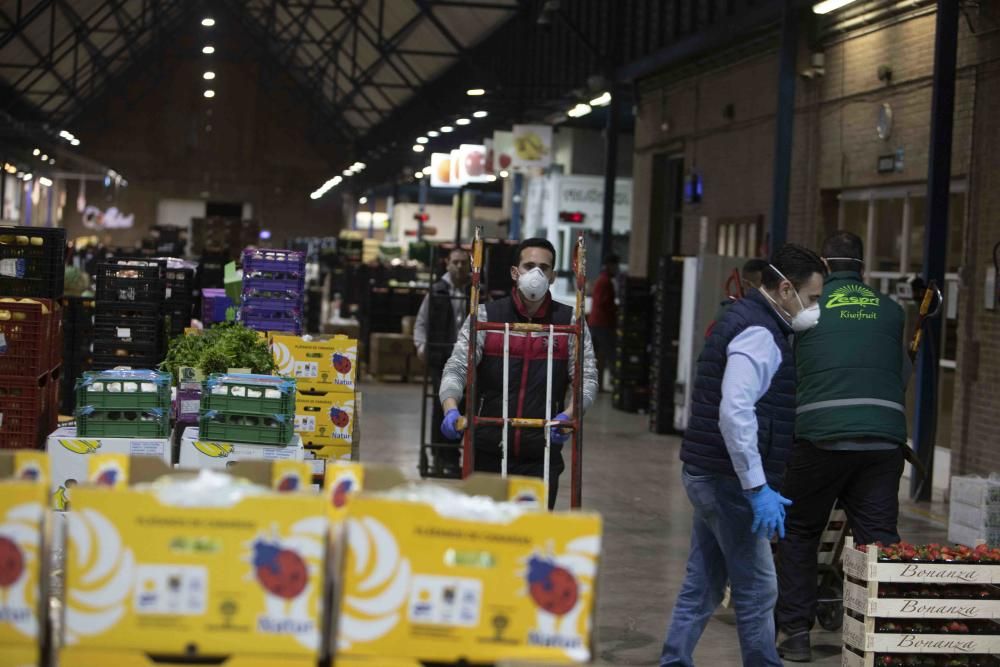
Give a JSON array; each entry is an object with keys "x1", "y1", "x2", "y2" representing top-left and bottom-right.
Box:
[
  {"x1": 0, "y1": 451, "x2": 49, "y2": 666},
  {"x1": 949, "y1": 474, "x2": 1000, "y2": 547},
  {"x1": 271, "y1": 334, "x2": 359, "y2": 475},
  {"x1": 92, "y1": 258, "x2": 168, "y2": 370},
  {"x1": 0, "y1": 226, "x2": 66, "y2": 449},
  {"x1": 58, "y1": 455, "x2": 327, "y2": 667},
  {"x1": 240, "y1": 248, "x2": 305, "y2": 335}
]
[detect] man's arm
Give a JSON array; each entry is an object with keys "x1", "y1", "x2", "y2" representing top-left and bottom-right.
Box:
[
  {"x1": 717, "y1": 327, "x2": 784, "y2": 490},
  {"x1": 413, "y1": 293, "x2": 431, "y2": 361},
  {"x1": 565, "y1": 318, "x2": 599, "y2": 417},
  {"x1": 439, "y1": 305, "x2": 487, "y2": 410}
]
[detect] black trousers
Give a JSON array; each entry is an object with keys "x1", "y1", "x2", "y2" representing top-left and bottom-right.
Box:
[
  {"x1": 474, "y1": 446, "x2": 564, "y2": 510},
  {"x1": 775, "y1": 441, "x2": 904, "y2": 633}
]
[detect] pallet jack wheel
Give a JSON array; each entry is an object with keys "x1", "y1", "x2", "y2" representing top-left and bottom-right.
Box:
[{"x1": 815, "y1": 584, "x2": 843, "y2": 631}]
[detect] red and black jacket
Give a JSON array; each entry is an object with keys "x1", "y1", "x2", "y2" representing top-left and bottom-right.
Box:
[{"x1": 474, "y1": 290, "x2": 573, "y2": 461}]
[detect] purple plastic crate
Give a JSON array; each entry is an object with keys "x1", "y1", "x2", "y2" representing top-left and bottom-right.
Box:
[
  {"x1": 241, "y1": 295, "x2": 304, "y2": 311},
  {"x1": 201, "y1": 288, "x2": 233, "y2": 324},
  {"x1": 240, "y1": 317, "x2": 302, "y2": 334},
  {"x1": 241, "y1": 275, "x2": 305, "y2": 294},
  {"x1": 242, "y1": 248, "x2": 305, "y2": 276},
  {"x1": 239, "y1": 303, "x2": 302, "y2": 334}
]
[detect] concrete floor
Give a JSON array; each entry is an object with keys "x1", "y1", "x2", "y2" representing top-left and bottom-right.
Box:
[{"x1": 359, "y1": 381, "x2": 951, "y2": 667}]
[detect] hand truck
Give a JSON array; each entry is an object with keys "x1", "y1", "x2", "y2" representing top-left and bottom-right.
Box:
[{"x1": 457, "y1": 227, "x2": 588, "y2": 509}]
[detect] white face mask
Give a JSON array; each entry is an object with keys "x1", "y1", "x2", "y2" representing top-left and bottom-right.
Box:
[
  {"x1": 762, "y1": 263, "x2": 821, "y2": 332},
  {"x1": 517, "y1": 267, "x2": 550, "y2": 302}
]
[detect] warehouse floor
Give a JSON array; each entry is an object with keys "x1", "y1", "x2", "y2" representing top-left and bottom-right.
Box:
[{"x1": 360, "y1": 381, "x2": 951, "y2": 666}]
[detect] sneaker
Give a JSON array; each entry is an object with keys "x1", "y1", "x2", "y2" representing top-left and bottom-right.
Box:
[{"x1": 776, "y1": 629, "x2": 811, "y2": 662}]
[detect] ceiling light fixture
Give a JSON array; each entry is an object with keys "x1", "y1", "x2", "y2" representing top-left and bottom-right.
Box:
[
  {"x1": 415, "y1": 172, "x2": 424, "y2": 179},
  {"x1": 49, "y1": 159, "x2": 55, "y2": 165},
  {"x1": 39, "y1": 177, "x2": 53, "y2": 187},
  {"x1": 589, "y1": 91, "x2": 611, "y2": 107},
  {"x1": 427, "y1": 130, "x2": 439, "y2": 137},
  {"x1": 440, "y1": 125, "x2": 453, "y2": 133},
  {"x1": 416, "y1": 137, "x2": 428, "y2": 144},
  {"x1": 567, "y1": 103, "x2": 592, "y2": 118},
  {"x1": 41, "y1": 154, "x2": 48, "y2": 161},
  {"x1": 22, "y1": 173, "x2": 32, "y2": 181},
  {"x1": 812, "y1": 0, "x2": 860, "y2": 13},
  {"x1": 343, "y1": 169, "x2": 352, "y2": 176},
  {"x1": 32, "y1": 149, "x2": 40, "y2": 156},
  {"x1": 412, "y1": 144, "x2": 425, "y2": 152},
  {"x1": 204, "y1": 90, "x2": 216, "y2": 98},
  {"x1": 466, "y1": 88, "x2": 485, "y2": 96},
  {"x1": 422, "y1": 166, "x2": 432, "y2": 175},
  {"x1": 359, "y1": 196, "x2": 368, "y2": 205},
  {"x1": 455, "y1": 118, "x2": 470, "y2": 126},
  {"x1": 473, "y1": 110, "x2": 488, "y2": 118},
  {"x1": 201, "y1": 17, "x2": 215, "y2": 27},
  {"x1": 203, "y1": 45, "x2": 215, "y2": 54},
  {"x1": 70, "y1": 138, "x2": 80, "y2": 146},
  {"x1": 203, "y1": 71, "x2": 216, "y2": 80},
  {"x1": 499, "y1": 170, "x2": 510, "y2": 178}
]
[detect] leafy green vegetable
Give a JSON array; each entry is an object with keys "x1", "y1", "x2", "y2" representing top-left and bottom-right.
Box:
[{"x1": 160, "y1": 322, "x2": 277, "y2": 383}]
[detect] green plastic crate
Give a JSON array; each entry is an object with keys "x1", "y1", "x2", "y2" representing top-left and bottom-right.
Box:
[
  {"x1": 75, "y1": 369, "x2": 172, "y2": 411},
  {"x1": 198, "y1": 411, "x2": 294, "y2": 446},
  {"x1": 201, "y1": 374, "x2": 296, "y2": 417},
  {"x1": 76, "y1": 407, "x2": 171, "y2": 438}
]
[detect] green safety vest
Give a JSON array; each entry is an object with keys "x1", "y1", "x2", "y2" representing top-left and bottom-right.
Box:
[{"x1": 794, "y1": 271, "x2": 908, "y2": 445}]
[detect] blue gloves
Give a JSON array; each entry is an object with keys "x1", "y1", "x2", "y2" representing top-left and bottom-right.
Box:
[
  {"x1": 441, "y1": 408, "x2": 463, "y2": 440},
  {"x1": 550, "y1": 412, "x2": 571, "y2": 445},
  {"x1": 744, "y1": 486, "x2": 793, "y2": 539}
]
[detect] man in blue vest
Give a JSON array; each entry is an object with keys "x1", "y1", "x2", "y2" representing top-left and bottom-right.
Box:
[
  {"x1": 660, "y1": 244, "x2": 826, "y2": 667},
  {"x1": 775, "y1": 231, "x2": 908, "y2": 662}
]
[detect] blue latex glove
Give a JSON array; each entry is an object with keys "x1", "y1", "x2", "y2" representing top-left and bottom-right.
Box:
[
  {"x1": 550, "y1": 412, "x2": 571, "y2": 445},
  {"x1": 440, "y1": 408, "x2": 463, "y2": 441},
  {"x1": 744, "y1": 486, "x2": 793, "y2": 539}
]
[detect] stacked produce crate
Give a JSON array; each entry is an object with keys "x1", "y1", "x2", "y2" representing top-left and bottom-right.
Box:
[
  {"x1": 841, "y1": 541, "x2": 1000, "y2": 666},
  {"x1": 59, "y1": 296, "x2": 96, "y2": 415},
  {"x1": 201, "y1": 287, "x2": 234, "y2": 324},
  {"x1": 239, "y1": 248, "x2": 305, "y2": 334},
  {"x1": 950, "y1": 475, "x2": 1000, "y2": 548},
  {"x1": 199, "y1": 373, "x2": 297, "y2": 445},
  {"x1": 74, "y1": 369, "x2": 172, "y2": 438},
  {"x1": 650, "y1": 257, "x2": 683, "y2": 434},
  {"x1": 162, "y1": 258, "x2": 198, "y2": 338},
  {"x1": 0, "y1": 226, "x2": 65, "y2": 448},
  {"x1": 93, "y1": 258, "x2": 167, "y2": 370},
  {"x1": 271, "y1": 333, "x2": 359, "y2": 477},
  {"x1": 613, "y1": 277, "x2": 652, "y2": 413}
]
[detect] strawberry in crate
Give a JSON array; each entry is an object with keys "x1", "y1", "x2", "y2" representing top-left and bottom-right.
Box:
[{"x1": 858, "y1": 541, "x2": 1000, "y2": 563}]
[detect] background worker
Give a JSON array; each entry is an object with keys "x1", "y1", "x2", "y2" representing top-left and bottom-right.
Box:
[
  {"x1": 660, "y1": 244, "x2": 826, "y2": 667},
  {"x1": 588, "y1": 253, "x2": 619, "y2": 392},
  {"x1": 414, "y1": 247, "x2": 471, "y2": 475},
  {"x1": 775, "y1": 231, "x2": 908, "y2": 662},
  {"x1": 706, "y1": 258, "x2": 769, "y2": 338},
  {"x1": 437, "y1": 238, "x2": 598, "y2": 508}
]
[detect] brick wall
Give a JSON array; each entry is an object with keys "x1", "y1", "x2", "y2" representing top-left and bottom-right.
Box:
[
  {"x1": 950, "y1": 23, "x2": 1000, "y2": 476},
  {"x1": 67, "y1": 15, "x2": 344, "y2": 246}
]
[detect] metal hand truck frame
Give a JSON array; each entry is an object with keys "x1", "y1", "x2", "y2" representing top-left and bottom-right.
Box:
[{"x1": 457, "y1": 227, "x2": 587, "y2": 509}]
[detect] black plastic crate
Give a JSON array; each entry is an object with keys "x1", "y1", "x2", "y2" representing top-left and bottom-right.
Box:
[
  {"x1": 0, "y1": 226, "x2": 66, "y2": 298},
  {"x1": 96, "y1": 260, "x2": 166, "y2": 303},
  {"x1": 91, "y1": 349, "x2": 164, "y2": 371},
  {"x1": 92, "y1": 320, "x2": 164, "y2": 349},
  {"x1": 95, "y1": 301, "x2": 161, "y2": 322},
  {"x1": 164, "y1": 266, "x2": 196, "y2": 302}
]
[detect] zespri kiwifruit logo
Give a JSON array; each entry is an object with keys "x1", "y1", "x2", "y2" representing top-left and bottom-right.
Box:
[{"x1": 826, "y1": 284, "x2": 880, "y2": 309}]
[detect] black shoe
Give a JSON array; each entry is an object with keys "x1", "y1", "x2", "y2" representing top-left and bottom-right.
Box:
[{"x1": 777, "y1": 629, "x2": 811, "y2": 662}]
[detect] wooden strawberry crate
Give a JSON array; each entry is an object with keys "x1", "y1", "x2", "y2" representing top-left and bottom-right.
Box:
[
  {"x1": 842, "y1": 612, "x2": 1000, "y2": 654},
  {"x1": 842, "y1": 645, "x2": 1000, "y2": 666},
  {"x1": 844, "y1": 546, "x2": 1000, "y2": 584},
  {"x1": 843, "y1": 579, "x2": 1000, "y2": 618}
]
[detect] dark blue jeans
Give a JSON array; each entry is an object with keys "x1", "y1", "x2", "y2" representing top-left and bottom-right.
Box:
[{"x1": 661, "y1": 465, "x2": 782, "y2": 667}]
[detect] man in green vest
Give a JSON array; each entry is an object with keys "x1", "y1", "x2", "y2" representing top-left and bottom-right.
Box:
[{"x1": 775, "y1": 231, "x2": 909, "y2": 662}]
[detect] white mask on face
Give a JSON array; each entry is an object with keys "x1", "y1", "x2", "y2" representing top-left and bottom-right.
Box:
[
  {"x1": 762, "y1": 263, "x2": 821, "y2": 332},
  {"x1": 517, "y1": 267, "x2": 550, "y2": 301}
]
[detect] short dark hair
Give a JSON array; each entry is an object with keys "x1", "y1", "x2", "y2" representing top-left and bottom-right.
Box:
[
  {"x1": 514, "y1": 237, "x2": 557, "y2": 267},
  {"x1": 742, "y1": 258, "x2": 768, "y2": 275},
  {"x1": 822, "y1": 231, "x2": 864, "y2": 272},
  {"x1": 762, "y1": 243, "x2": 826, "y2": 290}
]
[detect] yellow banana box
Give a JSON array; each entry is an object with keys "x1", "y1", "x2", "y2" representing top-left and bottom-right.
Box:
[
  {"x1": 178, "y1": 426, "x2": 306, "y2": 470},
  {"x1": 270, "y1": 334, "x2": 358, "y2": 393},
  {"x1": 61, "y1": 462, "x2": 329, "y2": 660},
  {"x1": 60, "y1": 647, "x2": 315, "y2": 666},
  {"x1": 0, "y1": 453, "x2": 48, "y2": 661},
  {"x1": 45, "y1": 426, "x2": 171, "y2": 510},
  {"x1": 333, "y1": 657, "x2": 422, "y2": 666},
  {"x1": 0, "y1": 646, "x2": 40, "y2": 667},
  {"x1": 334, "y1": 474, "x2": 602, "y2": 664},
  {"x1": 294, "y1": 391, "x2": 355, "y2": 447}
]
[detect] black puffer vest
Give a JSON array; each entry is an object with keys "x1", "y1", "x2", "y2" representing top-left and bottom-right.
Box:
[
  {"x1": 427, "y1": 278, "x2": 466, "y2": 368},
  {"x1": 475, "y1": 292, "x2": 573, "y2": 461},
  {"x1": 680, "y1": 288, "x2": 797, "y2": 488}
]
